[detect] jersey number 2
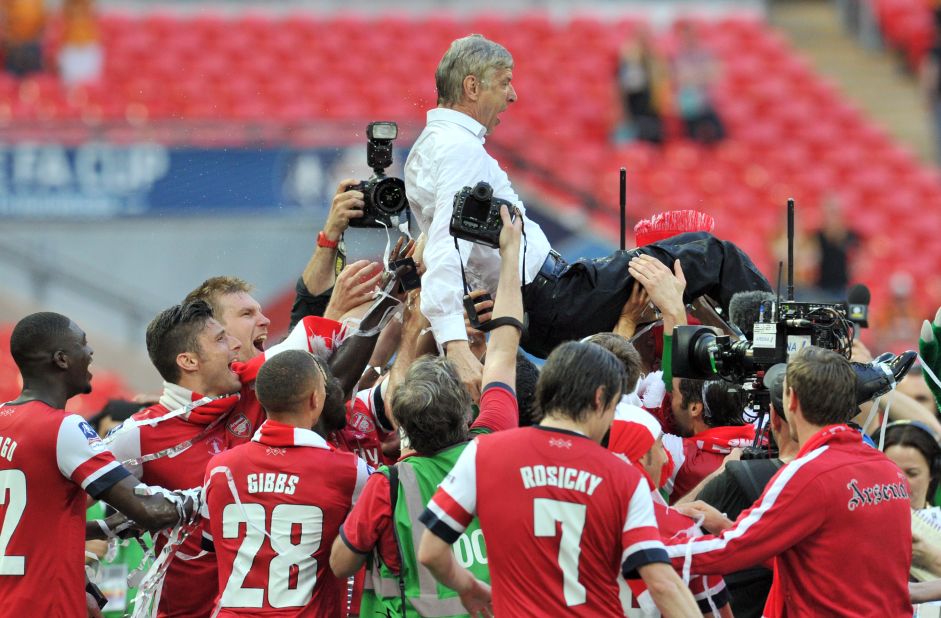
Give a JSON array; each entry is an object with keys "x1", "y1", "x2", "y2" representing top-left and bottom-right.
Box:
[
  {"x1": 221, "y1": 503, "x2": 323, "y2": 608},
  {"x1": 533, "y1": 498, "x2": 587, "y2": 607},
  {"x1": 0, "y1": 470, "x2": 26, "y2": 576}
]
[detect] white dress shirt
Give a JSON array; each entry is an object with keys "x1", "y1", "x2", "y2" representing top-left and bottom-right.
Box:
[{"x1": 405, "y1": 108, "x2": 552, "y2": 344}]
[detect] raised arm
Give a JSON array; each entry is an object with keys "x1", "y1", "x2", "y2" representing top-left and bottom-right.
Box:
[{"x1": 480, "y1": 205, "x2": 524, "y2": 389}]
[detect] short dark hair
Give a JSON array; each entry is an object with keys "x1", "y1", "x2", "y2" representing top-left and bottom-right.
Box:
[
  {"x1": 10, "y1": 312, "x2": 73, "y2": 372},
  {"x1": 677, "y1": 378, "x2": 745, "y2": 428},
  {"x1": 145, "y1": 300, "x2": 215, "y2": 383},
  {"x1": 786, "y1": 346, "x2": 856, "y2": 426},
  {"x1": 884, "y1": 422, "x2": 941, "y2": 498},
  {"x1": 515, "y1": 352, "x2": 540, "y2": 427},
  {"x1": 255, "y1": 350, "x2": 322, "y2": 416},
  {"x1": 535, "y1": 341, "x2": 623, "y2": 423},
  {"x1": 584, "y1": 333, "x2": 642, "y2": 393},
  {"x1": 392, "y1": 355, "x2": 471, "y2": 454}
]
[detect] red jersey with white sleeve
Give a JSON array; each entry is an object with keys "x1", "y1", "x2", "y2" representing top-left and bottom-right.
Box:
[
  {"x1": 0, "y1": 401, "x2": 131, "y2": 618},
  {"x1": 421, "y1": 426, "x2": 669, "y2": 617},
  {"x1": 328, "y1": 383, "x2": 395, "y2": 468},
  {"x1": 107, "y1": 383, "x2": 244, "y2": 618},
  {"x1": 664, "y1": 424, "x2": 913, "y2": 618},
  {"x1": 203, "y1": 419, "x2": 370, "y2": 617}
]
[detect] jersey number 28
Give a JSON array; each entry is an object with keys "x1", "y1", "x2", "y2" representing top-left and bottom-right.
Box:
[{"x1": 221, "y1": 503, "x2": 323, "y2": 608}]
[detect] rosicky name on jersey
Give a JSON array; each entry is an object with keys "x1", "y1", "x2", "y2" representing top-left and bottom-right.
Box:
[
  {"x1": 0, "y1": 435, "x2": 17, "y2": 462},
  {"x1": 519, "y1": 465, "x2": 604, "y2": 496},
  {"x1": 246, "y1": 472, "x2": 299, "y2": 495}
]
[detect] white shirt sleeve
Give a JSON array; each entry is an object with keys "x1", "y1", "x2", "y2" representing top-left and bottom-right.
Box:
[
  {"x1": 419, "y1": 140, "x2": 497, "y2": 344},
  {"x1": 104, "y1": 421, "x2": 144, "y2": 480},
  {"x1": 351, "y1": 456, "x2": 371, "y2": 507},
  {"x1": 419, "y1": 438, "x2": 479, "y2": 542},
  {"x1": 57, "y1": 415, "x2": 131, "y2": 498}
]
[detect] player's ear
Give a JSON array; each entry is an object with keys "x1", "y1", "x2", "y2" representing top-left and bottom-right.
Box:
[
  {"x1": 52, "y1": 349, "x2": 69, "y2": 370},
  {"x1": 689, "y1": 400, "x2": 704, "y2": 420},
  {"x1": 592, "y1": 385, "x2": 606, "y2": 412},
  {"x1": 177, "y1": 351, "x2": 198, "y2": 374}
]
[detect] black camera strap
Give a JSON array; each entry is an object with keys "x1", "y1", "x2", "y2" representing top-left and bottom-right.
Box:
[{"x1": 453, "y1": 215, "x2": 527, "y2": 302}]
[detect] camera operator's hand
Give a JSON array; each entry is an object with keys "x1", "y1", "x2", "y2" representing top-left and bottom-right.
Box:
[
  {"x1": 615, "y1": 281, "x2": 651, "y2": 339},
  {"x1": 851, "y1": 338, "x2": 873, "y2": 364},
  {"x1": 464, "y1": 289, "x2": 493, "y2": 360},
  {"x1": 497, "y1": 205, "x2": 523, "y2": 258},
  {"x1": 324, "y1": 260, "x2": 383, "y2": 321},
  {"x1": 629, "y1": 256, "x2": 686, "y2": 320},
  {"x1": 323, "y1": 178, "x2": 365, "y2": 241},
  {"x1": 674, "y1": 500, "x2": 733, "y2": 535}
]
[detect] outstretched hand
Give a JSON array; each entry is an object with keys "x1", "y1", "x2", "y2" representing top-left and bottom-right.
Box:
[
  {"x1": 920, "y1": 307, "x2": 941, "y2": 414},
  {"x1": 498, "y1": 205, "x2": 523, "y2": 258},
  {"x1": 628, "y1": 255, "x2": 687, "y2": 321},
  {"x1": 324, "y1": 260, "x2": 383, "y2": 321}
]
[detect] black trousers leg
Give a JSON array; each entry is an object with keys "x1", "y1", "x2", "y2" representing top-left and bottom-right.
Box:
[{"x1": 521, "y1": 232, "x2": 771, "y2": 358}]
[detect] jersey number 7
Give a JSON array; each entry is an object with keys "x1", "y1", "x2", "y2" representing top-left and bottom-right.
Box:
[
  {"x1": 533, "y1": 498, "x2": 587, "y2": 607},
  {"x1": 221, "y1": 503, "x2": 323, "y2": 608}
]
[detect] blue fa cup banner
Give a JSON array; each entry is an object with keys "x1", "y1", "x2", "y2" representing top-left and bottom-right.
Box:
[{"x1": 0, "y1": 142, "x2": 403, "y2": 218}]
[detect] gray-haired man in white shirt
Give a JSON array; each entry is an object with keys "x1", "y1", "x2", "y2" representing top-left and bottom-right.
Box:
[{"x1": 406, "y1": 34, "x2": 770, "y2": 399}]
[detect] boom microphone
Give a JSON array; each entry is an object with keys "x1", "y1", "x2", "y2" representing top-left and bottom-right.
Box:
[
  {"x1": 847, "y1": 283, "x2": 870, "y2": 328},
  {"x1": 729, "y1": 290, "x2": 776, "y2": 340}
]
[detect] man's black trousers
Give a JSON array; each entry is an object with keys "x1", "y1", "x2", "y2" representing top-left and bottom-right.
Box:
[{"x1": 520, "y1": 232, "x2": 771, "y2": 358}]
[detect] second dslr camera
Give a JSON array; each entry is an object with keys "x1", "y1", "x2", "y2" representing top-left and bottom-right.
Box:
[
  {"x1": 450, "y1": 181, "x2": 515, "y2": 248},
  {"x1": 348, "y1": 121, "x2": 408, "y2": 228}
]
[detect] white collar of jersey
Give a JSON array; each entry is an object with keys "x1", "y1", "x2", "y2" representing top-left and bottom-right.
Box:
[
  {"x1": 427, "y1": 107, "x2": 487, "y2": 141},
  {"x1": 251, "y1": 419, "x2": 331, "y2": 450}
]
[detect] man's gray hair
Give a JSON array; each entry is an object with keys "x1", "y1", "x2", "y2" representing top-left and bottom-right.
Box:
[
  {"x1": 435, "y1": 34, "x2": 513, "y2": 106},
  {"x1": 391, "y1": 355, "x2": 472, "y2": 454}
]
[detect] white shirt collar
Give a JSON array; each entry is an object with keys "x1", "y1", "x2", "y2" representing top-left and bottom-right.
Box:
[{"x1": 427, "y1": 107, "x2": 487, "y2": 141}]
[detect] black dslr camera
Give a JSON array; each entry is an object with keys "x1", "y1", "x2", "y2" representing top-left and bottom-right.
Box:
[
  {"x1": 348, "y1": 121, "x2": 408, "y2": 228},
  {"x1": 450, "y1": 181, "x2": 515, "y2": 249}
]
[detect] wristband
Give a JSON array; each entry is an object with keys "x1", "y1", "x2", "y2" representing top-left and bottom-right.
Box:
[
  {"x1": 479, "y1": 316, "x2": 525, "y2": 334},
  {"x1": 317, "y1": 231, "x2": 339, "y2": 249}
]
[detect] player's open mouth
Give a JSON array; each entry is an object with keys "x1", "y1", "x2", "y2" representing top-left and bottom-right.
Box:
[{"x1": 253, "y1": 334, "x2": 266, "y2": 353}]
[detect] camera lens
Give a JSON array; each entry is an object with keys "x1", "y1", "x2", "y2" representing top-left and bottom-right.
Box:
[
  {"x1": 372, "y1": 177, "x2": 407, "y2": 215},
  {"x1": 471, "y1": 182, "x2": 493, "y2": 202}
]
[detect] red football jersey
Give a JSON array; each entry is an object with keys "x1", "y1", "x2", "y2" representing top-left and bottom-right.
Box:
[
  {"x1": 203, "y1": 419, "x2": 370, "y2": 617},
  {"x1": 107, "y1": 383, "x2": 263, "y2": 618},
  {"x1": 328, "y1": 384, "x2": 394, "y2": 468},
  {"x1": 0, "y1": 401, "x2": 131, "y2": 617},
  {"x1": 422, "y1": 426, "x2": 669, "y2": 617}
]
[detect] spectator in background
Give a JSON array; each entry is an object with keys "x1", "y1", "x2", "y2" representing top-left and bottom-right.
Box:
[
  {"x1": 615, "y1": 28, "x2": 668, "y2": 144},
  {"x1": 58, "y1": 0, "x2": 101, "y2": 86},
  {"x1": 673, "y1": 21, "x2": 725, "y2": 144},
  {"x1": 1, "y1": 0, "x2": 45, "y2": 76},
  {"x1": 883, "y1": 421, "x2": 941, "y2": 586},
  {"x1": 811, "y1": 195, "x2": 860, "y2": 301}
]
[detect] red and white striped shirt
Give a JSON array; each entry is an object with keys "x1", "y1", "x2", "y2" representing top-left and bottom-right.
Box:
[
  {"x1": 421, "y1": 426, "x2": 668, "y2": 617},
  {"x1": 0, "y1": 400, "x2": 131, "y2": 617}
]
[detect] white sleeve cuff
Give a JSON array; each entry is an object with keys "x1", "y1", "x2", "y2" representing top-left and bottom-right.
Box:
[{"x1": 428, "y1": 314, "x2": 469, "y2": 345}]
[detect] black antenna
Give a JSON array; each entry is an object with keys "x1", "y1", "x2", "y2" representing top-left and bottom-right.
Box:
[
  {"x1": 619, "y1": 168, "x2": 627, "y2": 250},
  {"x1": 786, "y1": 198, "x2": 795, "y2": 301},
  {"x1": 776, "y1": 261, "x2": 783, "y2": 305}
]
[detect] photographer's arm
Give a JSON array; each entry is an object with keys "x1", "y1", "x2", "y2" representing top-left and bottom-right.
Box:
[
  {"x1": 480, "y1": 205, "x2": 524, "y2": 389},
  {"x1": 300, "y1": 179, "x2": 364, "y2": 296},
  {"x1": 855, "y1": 391, "x2": 941, "y2": 436}
]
